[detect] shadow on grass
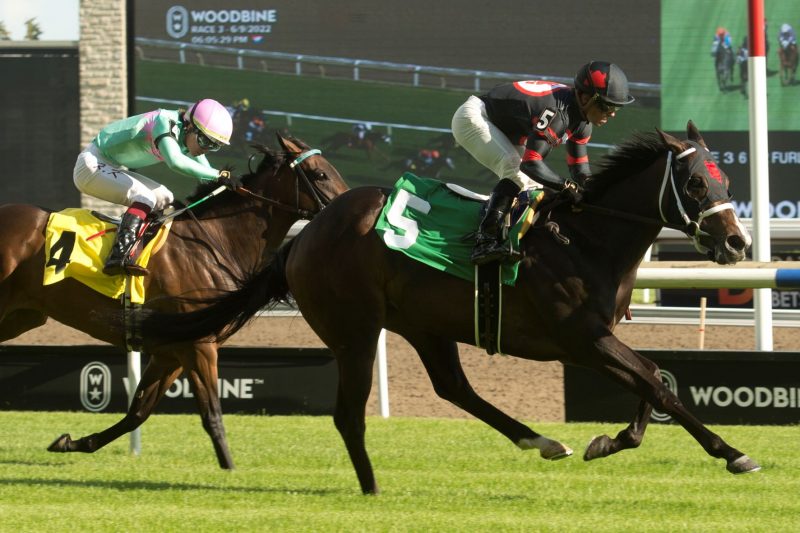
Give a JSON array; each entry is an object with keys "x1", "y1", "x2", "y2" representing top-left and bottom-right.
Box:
[
  {"x1": 0, "y1": 476, "x2": 342, "y2": 496},
  {"x1": 0, "y1": 459, "x2": 69, "y2": 467}
]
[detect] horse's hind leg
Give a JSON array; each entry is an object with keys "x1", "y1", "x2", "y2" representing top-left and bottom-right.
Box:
[
  {"x1": 584, "y1": 356, "x2": 660, "y2": 461},
  {"x1": 184, "y1": 344, "x2": 234, "y2": 469},
  {"x1": 48, "y1": 355, "x2": 182, "y2": 455},
  {"x1": 404, "y1": 330, "x2": 572, "y2": 460},
  {"x1": 307, "y1": 311, "x2": 381, "y2": 494},
  {"x1": 331, "y1": 334, "x2": 381, "y2": 494}
]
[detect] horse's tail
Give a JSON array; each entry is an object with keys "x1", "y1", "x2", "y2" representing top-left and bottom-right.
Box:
[{"x1": 137, "y1": 239, "x2": 295, "y2": 345}]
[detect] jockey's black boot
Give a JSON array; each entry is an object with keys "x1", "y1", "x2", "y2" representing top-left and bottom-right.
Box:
[
  {"x1": 103, "y1": 212, "x2": 146, "y2": 276},
  {"x1": 471, "y1": 178, "x2": 521, "y2": 265}
]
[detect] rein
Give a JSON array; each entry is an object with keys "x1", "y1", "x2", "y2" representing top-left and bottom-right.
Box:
[
  {"x1": 155, "y1": 147, "x2": 330, "y2": 275},
  {"x1": 576, "y1": 152, "x2": 687, "y2": 232},
  {"x1": 160, "y1": 148, "x2": 330, "y2": 223},
  {"x1": 576, "y1": 146, "x2": 735, "y2": 251}
]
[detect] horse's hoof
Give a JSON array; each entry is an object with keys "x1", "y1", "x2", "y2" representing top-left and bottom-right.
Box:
[
  {"x1": 517, "y1": 436, "x2": 573, "y2": 460},
  {"x1": 47, "y1": 434, "x2": 72, "y2": 452},
  {"x1": 583, "y1": 434, "x2": 613, "y2": 461},
  {"x1": 542, "y1": 444, "x2": 573, "y2": 461},
  {"x1": 727, "y1": 454, "x2": 761, "y2": 474}
]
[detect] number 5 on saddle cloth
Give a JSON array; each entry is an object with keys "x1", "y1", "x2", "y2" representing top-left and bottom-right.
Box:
[{"x1": 375, "y1": 173, "x2": 543, "y2": 355}]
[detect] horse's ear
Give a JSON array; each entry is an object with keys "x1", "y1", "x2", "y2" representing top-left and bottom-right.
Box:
[
  {"x1": 686, "y1": 120, "x2": 708, "y2": 149},
  {"x1": 276, "y1": 132, "x2": 301, "y2": 155},
  {"x1": 656, "y1": 127, "x2": 685, "y2": 155}
]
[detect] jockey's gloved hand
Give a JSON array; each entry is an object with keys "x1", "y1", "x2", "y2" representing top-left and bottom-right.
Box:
[
  {"x1": 558, "y1": 179, "x2": 584, "y2": 205},
  {"x1": 217, "y1": 170, "x2": 243, "y2": 191}
]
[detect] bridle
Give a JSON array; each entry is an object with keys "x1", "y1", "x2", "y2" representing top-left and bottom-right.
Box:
[
  {"x1": 147, "y1": 147, "x2": 336, "y2": 288},
  {"x1": 656, "y1": 145, "x2": 737, "y2": 253},
  {"x1": 576, "y1": 143, "x2": 736, "y2": 253},
  {"x1": 239, "y1": 148, "x2": 333, "y2": 220},
  {"x1": 157, "y1": 147, "x2": 334, "y2": 225}
]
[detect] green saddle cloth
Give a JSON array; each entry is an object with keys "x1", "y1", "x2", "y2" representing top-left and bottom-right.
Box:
[{"x1": 375, "y1": 173, "x2": 534, "y2": 286}]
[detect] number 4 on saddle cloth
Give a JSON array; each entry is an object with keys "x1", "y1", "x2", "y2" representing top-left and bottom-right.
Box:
[
  {"x1": 375, "y1": 173, "x2": 543, "y2": 285},
  {"x1": 43, "y1": 208, "x2": 172, "y2": 304}
]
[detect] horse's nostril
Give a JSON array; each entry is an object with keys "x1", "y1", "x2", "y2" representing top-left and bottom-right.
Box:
[{"x1": 727, "y1": 235, "x2": 747, "y2": 251}]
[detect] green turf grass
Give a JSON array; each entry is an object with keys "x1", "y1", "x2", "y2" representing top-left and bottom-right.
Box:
[{"x1": 0, "y1": 412, "x2": 795, "y2": 532}]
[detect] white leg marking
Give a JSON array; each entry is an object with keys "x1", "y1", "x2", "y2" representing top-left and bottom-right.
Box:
[{"x1": 517, "y1": 436, "x2": 573, "y2": 460}]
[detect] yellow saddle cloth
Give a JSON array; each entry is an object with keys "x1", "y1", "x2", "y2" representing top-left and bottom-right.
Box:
[{"x1": 43, "y1": 208, "x2": 172, "y2": 303}]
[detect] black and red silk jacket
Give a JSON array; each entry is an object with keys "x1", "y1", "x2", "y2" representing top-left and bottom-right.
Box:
[{"x1": 479, "y1": 80, "x2": 592, "y2": 188}]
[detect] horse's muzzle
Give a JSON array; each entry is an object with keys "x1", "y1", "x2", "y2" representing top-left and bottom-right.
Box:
[{"x1": 714, "y1": 234, "x2": 749, "y2": 265}]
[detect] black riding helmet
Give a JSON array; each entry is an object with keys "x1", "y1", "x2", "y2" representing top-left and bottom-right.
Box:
[{"x1": 574, "y1": 61, "x2": 635, "y2": 106}]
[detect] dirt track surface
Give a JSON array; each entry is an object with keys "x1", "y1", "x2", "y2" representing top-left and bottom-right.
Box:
[{"x1": 8, "y1": 317, "x2": 800, "y2": 422}]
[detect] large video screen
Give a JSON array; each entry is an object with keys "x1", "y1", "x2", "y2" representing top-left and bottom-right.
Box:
[
  {"x1": 132, "y1": 0, "x2": 658, "y2": 199},
  {"x1": 132, "y1": 0, "x2": 798, "y2": 219},
  {"x1": 661, "y1": 0, "x2": 800, "y2": 220}
]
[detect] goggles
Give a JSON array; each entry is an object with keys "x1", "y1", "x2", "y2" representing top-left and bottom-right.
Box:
[
  {"x1": 593, "y1": 95, "x2": 620, "y2": 114},
  {"x1": 195, "y1": 130, "x2": 221, "y2": 152}
]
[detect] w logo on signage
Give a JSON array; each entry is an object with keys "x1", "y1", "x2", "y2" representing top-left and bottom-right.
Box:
[
  {"x1": 166, "y1": 6, "x2": 189, "y2": 39},
  {"x1": 651, "y1": 369, "x2": 678, "y2": 422},
  {"x1": 80, "y1": 362, "x2": 111, "y2": 412}
]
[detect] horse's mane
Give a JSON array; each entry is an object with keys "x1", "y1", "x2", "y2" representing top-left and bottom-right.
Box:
[{"x1": 584, "y1": 131, "x2": 663, "y2": 198}]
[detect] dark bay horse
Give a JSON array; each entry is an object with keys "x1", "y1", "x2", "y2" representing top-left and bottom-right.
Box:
[
  {"x1": 131, "y1": 122, "x2": 759, "y2": 493},
  {"x1": 779, "y1": 43, "x2": 798, "y2": 86},
  {"x1": 0, "y1": 134, "x2": 348, "y2": 468}
]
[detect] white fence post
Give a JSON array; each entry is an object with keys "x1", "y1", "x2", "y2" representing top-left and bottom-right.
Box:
[
  {"x1": 127, "y1": 350, "x2": 141, "y2": 456},
  {"x1": 376, "y1": 329, "x2": 390, "y2": 418}
]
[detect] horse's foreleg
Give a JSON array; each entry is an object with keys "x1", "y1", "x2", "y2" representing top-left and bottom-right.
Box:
[
  {"x1": 406, "y1": 330, "x2": 571, "y2": 460},
  {"x1": 185, "y1": 345, "x2": 234, "y2": 470},
  {"x1": 584, "y1": 356, "x2": 660, "y2": 461},
  {"x1": 587, "y1": 335, "x2": 759, "y2": 474},
  {"x1": 48, "y1": 357, "x2": 182, "y2": 455}
]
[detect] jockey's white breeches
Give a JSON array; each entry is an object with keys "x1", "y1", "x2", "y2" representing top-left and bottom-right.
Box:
[
  {"x1": 451, "y1": 95, "x2": 538, "y2": 190},
  {"x1": 73, "y1": 144, "x2": 174, "y2": 211}
]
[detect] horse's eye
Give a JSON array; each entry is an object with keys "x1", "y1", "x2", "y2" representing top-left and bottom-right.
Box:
[{"x1": 687, "y1": 175, "x2": 704, "y2": 189}]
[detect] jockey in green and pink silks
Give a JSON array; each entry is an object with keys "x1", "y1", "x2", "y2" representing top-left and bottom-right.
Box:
[{"x1": 73, "y1": 98, "x2": 235, "y2": 275}]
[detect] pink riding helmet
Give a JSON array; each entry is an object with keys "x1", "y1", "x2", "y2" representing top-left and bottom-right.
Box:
[{"x1": 187, "y1": 98, "x2": 233, "y2": 145}]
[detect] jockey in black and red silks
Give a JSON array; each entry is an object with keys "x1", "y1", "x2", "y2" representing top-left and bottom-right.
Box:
[{"x1": 452, "y1": 60, "x2": 636, "y2": 265}]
